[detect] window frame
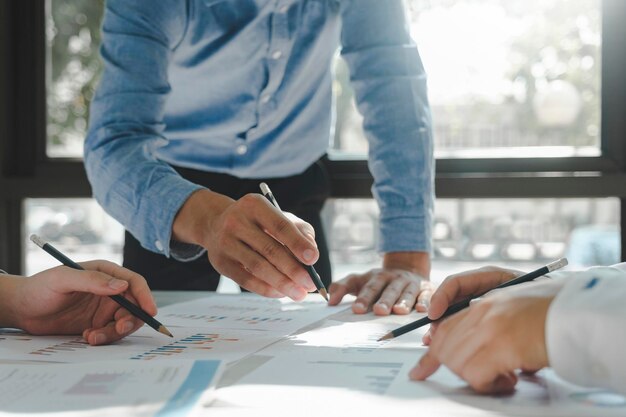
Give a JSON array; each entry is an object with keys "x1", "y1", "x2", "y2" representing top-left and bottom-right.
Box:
[{"x1": 1, "y1": 0, "x2": 625, "y2": 274}]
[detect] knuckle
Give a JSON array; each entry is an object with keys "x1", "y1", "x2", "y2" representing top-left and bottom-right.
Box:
[
  {"x1": 260, "y1": 240, "x2": 280, "y2": 259},
  {"x1": 246, "y1": 258, "x2": 263, "y2": 276},
  {"x1": 239, "y1": 193, "x2": 260, "y2": 208}
]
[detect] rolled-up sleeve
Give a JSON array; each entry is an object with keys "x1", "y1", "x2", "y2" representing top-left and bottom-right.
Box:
[
  {"x1": 85, "y1": 0, "x2": 204, "y2": 260},
  {"x1": 340, "y1": 0, "x2": 434, "y2": 254}
]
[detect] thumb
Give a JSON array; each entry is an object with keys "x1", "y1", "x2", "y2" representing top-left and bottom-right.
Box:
[{"x1": 50, "y1": 267, "x2": 129, "y2": 296}]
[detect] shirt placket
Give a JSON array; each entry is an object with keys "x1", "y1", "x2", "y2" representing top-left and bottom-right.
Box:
[{"x1": 255, "y1": 1, "x2": 291, "y2": 127}]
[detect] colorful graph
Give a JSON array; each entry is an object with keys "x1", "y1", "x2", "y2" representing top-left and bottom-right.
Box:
[
  {"x1": 130, "y1": 333, "x2": 240, "y2": 360},
  {"x1": 29, "y1": 339, "x2": 89, "y2": 356}
]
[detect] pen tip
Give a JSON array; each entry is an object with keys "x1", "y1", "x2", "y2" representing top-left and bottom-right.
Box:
[
  {"x1": 319, "y1": 288, "x2": 329, "y2": 302},
  {"x1": 378, "y1": 332, "x2": 393, "y2": 342},
  {"x1": 159, "y1": 325, "x2": 174, "y2": 338}
]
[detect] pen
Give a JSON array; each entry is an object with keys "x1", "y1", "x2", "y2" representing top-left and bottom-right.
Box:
[
  {"x1": 378, "y1": 257, "x2": 568, "y2": 341},
  {"x1": 30, "y1": 234, "x2": 173, "y2": 338},
  {"x1": 259, "y1": 183, "x2": 329, "y2": 302}
]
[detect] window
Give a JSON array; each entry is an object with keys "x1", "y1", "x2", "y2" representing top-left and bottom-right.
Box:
[
  {"x1": 46, "y1": 0, "x2": 104, "y2": 158},
  {"x1": 324, "y1": 198, "x2": 620, "y2": 282},
  {"x1": 333, "y1": 0, "x2": 602, "y2": 159},
  {"x1": 1, "y1": 0, "x2": 625, "y2": 277}
]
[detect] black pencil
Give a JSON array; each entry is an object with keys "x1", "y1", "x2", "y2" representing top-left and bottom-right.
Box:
[
  {"x1": 378, "y1": 257, "x2": 568, "y2": 341},
  {"x1": 259, "y1": 183, "x2": 329, "y2": 302},
  {"x1": 30, "y1": 234, "x2": 173, "y2": 338}
]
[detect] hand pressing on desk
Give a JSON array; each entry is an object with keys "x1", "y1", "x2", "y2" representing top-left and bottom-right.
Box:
[
  {"x1": 173, "y1": 189, "x2": 318, "y2": 301},
  {"x1": 0, "y1": 260, "x2": 157, "y2": 346},
  {"x1": 328, "y1": 251, "x2": 433, "y2": 315},
  {"x1": 411, "y1": 267, "x2": 565, "y2": 394}
]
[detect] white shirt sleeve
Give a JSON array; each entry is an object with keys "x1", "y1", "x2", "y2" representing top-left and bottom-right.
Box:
[{"x1": 546, "y1": 263, "x2": 626, "y2": 395}]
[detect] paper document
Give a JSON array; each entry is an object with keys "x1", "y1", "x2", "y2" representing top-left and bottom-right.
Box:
[
  {"x1": 0, "y1": 359, "x2": 222, "y2": 417},
  {"x1": 0, "y1": 294, "x2": 347, "y2": 365}
]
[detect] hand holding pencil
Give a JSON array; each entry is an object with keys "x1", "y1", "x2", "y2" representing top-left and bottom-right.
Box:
[
  {"x1": 2, "y1": 250, "x2": 160, "y2": 345},
  {"x1": 410, "y1": 261, "x2": 569, "y2": 394}
]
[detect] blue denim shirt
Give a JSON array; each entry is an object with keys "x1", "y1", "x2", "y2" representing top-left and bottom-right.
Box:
[{"x1": 85, "y1": 0, "x2": 434, "y2": 261}]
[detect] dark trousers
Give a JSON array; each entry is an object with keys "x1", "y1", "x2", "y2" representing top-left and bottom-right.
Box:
[{"x1": 123, "y1": 158, "x2": 332, "y2": 291}]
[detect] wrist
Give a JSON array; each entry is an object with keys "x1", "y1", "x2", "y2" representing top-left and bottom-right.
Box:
[
  {"x1": 172, "y1": 189, "x2": 233, "y2": 247},
  {"x1": 383, "y1": 251, "x2": 430, "y2": 279}
]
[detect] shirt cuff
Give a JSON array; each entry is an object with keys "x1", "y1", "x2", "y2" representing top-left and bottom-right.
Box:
[
  {"x1": 378, "y1": 214, "x2": 432, "y2": 254},
  {"x1": 546, "y1": 267, "x2": 626, "y2": 389}
]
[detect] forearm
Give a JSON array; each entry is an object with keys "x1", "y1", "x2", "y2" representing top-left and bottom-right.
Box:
[
  {"x1": 341, "y1": 1, "x2": 434, "y2": 254},
  {"x1": 0, "y1": 275, "x2": 22, "y2": 328}
]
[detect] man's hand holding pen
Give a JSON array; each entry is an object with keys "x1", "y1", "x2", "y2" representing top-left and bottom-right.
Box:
[{"x1": 172, "y1": 188, "x2": 318, "y2": 301}]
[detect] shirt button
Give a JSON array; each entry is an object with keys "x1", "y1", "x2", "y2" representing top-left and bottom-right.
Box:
[
  {"x1": 236, "y1": 144, "x2": 248, "y2": 155},
  {"x1": 272, "y1": 50, "x2": 283, "y2": 60},
  {"x1": 261, "y1": 94, "x2": 271, "y2": 104},
  {"x1": 155, "y1": 240, "x2": 164, "y2": 252}
]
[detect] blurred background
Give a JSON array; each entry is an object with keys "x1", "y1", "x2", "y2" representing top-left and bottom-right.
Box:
[{"x1": 24, "y1": 0, "x2": 618, "y2": 285}]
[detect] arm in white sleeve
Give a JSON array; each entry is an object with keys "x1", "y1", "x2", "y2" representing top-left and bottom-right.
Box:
[{"x1": 546, "y1": 264, "x2": 626, "y2": 394}]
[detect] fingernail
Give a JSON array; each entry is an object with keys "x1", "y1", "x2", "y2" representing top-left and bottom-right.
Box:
[
  {"x1": 289, "y1": 287, "x2": 305, "y2": 300},
  {"x1": 377, "y1": 302, "x2": 388, "y2": 311},
  {"x1": 109, "y1": 279, "x2": 127, "y2": 290},
  {"x1": 122, "y1": 321, "x2": 134, "y2": 333},
  {"x1": 420, "y1": 299, "x2": 430, "y2": 308},
  {"x1": 302, "y1": 249, "x2": 315, "y2": 262},
  {"x1": 354, "y1": 302, "x2": 366, "y2": 312},
  {"x1": 94, "y1": 333, "x2": 106, "y2": 345}
]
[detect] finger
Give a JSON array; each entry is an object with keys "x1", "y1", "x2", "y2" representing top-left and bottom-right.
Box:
[
  {"x1": 85, "y1": 318, "x2": 139, "y2": 346},
  {"x1": 373, "y1": 277, "x2": 409, "y2": 316},
  {"x1": 462, "y1": 350, "x2": 518, "y2": 394},
  {"x1": 328, "y1": 274, "x2": 363, "y2": 306},
  {"x1": 393, "y1": 281, "x2": 421, "y2": 315},
  {"x1": 409, "y1": 349, "x2": 441, "y2": 380},
  {"x1": 219, "y1": 260, "x2": 284, "y2": 299},
  {"x1": 353, "y1": 277, "x2": 389, "y2": 314},
  {"x1": 81, "y1": 260, "x2": 157, "y2": 316},
  {"x1": 429, "y1": 269, "x2": 515, "y2": 320},
  {"x1": 422, "y1": 328, "x2": 432, "y2": 345},
  {"x1": 415, "y1": 281, "x2": 434, "y2": 312},
  {"x1": 237, "y1": 224, "x2": 315, "y2": 291},
  {"x1": 255, "y1": 200, "x2": 319, "y2": 265},
  {"x1": 285, "y1": 212, "x2": 317, "y2": 246},
  {"x1": 46, "y1": 267, "x2": 130, "y2": 296},
  {"x1": 234, "y1": 242, "x2": 309, "y2": 300}
]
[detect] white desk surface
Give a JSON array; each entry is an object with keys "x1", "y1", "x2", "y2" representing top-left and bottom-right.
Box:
[{"x1": 148, "y1": 291, "x2": 625, "y2": 417}]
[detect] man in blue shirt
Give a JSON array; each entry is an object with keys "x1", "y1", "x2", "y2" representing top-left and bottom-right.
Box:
[{"x1": 85, "y1": 0, "x2": 434, "y2": 315}]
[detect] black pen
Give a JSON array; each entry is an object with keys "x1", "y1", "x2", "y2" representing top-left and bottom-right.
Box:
[
  {"x1": 30, "y1": 234, "x2": 173, "y2": 338},
  {"x1": 259, "y1": 183, "x2": 329, "y2": 302},
  {"x1": 378, "y1": 257, "x2": 568, "y2": 341}
]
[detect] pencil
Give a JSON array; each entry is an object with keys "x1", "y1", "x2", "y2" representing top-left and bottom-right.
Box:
[
  {"x1": 259, "y1": 183, "x2": 329, "y2": 302},
  {"x1": 30, "y1": 234, "x2": 173, "y2": 338},
  {"x1": 378, "y1": 257, "x2": 568, "y2": 341}
]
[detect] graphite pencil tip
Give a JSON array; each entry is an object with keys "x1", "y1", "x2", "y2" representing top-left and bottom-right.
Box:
[
  {"x1": 377, "y1": 332, "x2": 394, "y2": 342},
  {"x1": 159, "y1": 325, "x2": 174, "y2": 338},
  {"x1": 319, "y1": 287, "x2": 329, "y2": 302}
]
